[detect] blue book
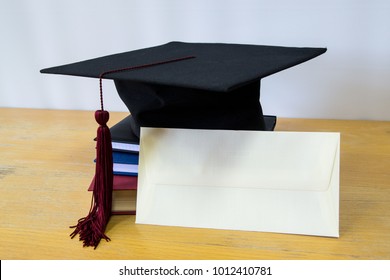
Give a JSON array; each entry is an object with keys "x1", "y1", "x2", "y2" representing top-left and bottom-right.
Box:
[
  {"x1": 94, "y1": 151, "x2": 139, "y2": 176},
  {"x1": 112, "y1": 151, "x2": 139, "y2": 164}
]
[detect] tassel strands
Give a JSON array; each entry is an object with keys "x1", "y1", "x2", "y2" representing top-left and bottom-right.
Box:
[{"x1": 70, "y1": 111, "x2": 114, "y2": 249}]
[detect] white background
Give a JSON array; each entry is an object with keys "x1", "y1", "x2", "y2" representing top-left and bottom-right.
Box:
[{"x1": 1, "y1": 0, "x2": 389, "y2": 121}]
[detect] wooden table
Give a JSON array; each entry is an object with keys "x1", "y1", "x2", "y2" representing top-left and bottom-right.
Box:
[{"x1": 0, "y1": 108, "x2": 389, "y2": 259}]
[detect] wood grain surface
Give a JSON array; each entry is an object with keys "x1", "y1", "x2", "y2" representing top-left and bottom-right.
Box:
[{"x1": 0, "y1": 108, "x2": 389, "y2": 259}]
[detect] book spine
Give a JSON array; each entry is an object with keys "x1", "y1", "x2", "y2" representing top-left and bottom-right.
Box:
[
  {"x1": 112, "y1": 151, "x2": 139, "y2": 164},
  {"x1": 113, "y1": 171, "x2": 138, "y2": 176}
]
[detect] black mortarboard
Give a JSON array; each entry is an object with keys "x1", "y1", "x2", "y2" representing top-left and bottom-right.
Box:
[
  {"x1": 40, "y1": 41, "x2": 326, "y2": 248},
  {"x1": 41, "y1": 41, "x2": 327, "y2": 137}
]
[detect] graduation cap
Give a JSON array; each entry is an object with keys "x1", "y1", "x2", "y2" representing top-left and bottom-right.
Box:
[{"x1": 40, "y1": 41, "x2": 327, "y2": 248}]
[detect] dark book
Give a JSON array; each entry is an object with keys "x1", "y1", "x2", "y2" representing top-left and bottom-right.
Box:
[
  {"x1": 264, "y1": 115, "x2": 277, "y2": 131},
  {"x1": 108, "y1": 115, "x2": 275, "y2": 152},
  {"x1": 88, "y1": 175, "x2": 137, "y2": 215},
  {"x1": 110, "y1": 115, "x2": 139, "y2": 153}
]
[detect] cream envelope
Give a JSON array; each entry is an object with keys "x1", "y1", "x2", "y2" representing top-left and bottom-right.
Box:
[{"x1": 136, "y1": 127, "x2": 340, "y2": 237}]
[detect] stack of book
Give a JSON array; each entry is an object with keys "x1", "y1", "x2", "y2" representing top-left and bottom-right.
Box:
[{"x1": 89, "y1": 115, "x2": 140, "y2": 215}]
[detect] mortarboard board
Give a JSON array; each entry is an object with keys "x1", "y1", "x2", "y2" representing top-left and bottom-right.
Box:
[
  {"x1": 41, "y1": 41, "x2": 326, "y2": 137},
  {"x1": 40, "y1": 41, "x2": 327, "y2": 248}
]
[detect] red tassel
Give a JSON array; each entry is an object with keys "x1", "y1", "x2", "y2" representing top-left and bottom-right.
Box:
[
  {"x1": 69, "y1": 56, "x2": 195, "y2": 248},
  {"x1": 70, "y1": 110, "x2": 113, "y2": 249}
]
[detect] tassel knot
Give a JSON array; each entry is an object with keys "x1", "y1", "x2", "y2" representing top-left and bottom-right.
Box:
[{"x1": 95, "y1": 110, "x2": 110, "y2": 126}]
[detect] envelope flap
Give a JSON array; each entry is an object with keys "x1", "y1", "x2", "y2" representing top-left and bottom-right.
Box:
[{"x1": 140, "y1": 128, "x2": 340, "y2": 192}]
